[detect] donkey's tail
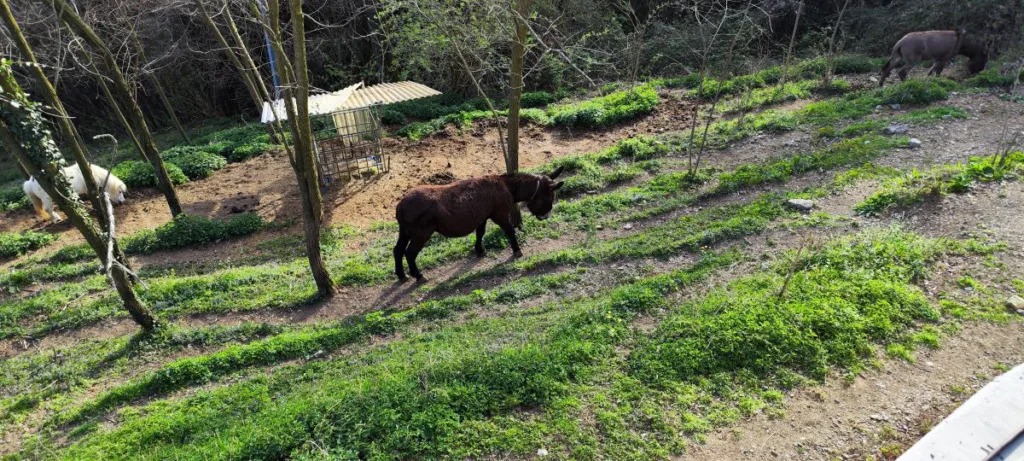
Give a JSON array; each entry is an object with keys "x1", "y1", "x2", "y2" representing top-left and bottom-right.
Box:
[{"x1": 883, "y1": 45, "x2": 904, "y2": 73}]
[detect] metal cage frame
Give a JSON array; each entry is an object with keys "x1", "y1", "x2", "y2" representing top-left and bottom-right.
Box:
[{"x1": 311, "y1": 104, "x2": 390, "y2": 187}]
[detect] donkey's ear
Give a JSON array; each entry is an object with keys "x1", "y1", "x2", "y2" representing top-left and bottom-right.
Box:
[
  {"x1": 548, "y1": 166, "x2": 565, "y2": 180},
  {"x1": 553, "y1": 181, "x2": 564, "y2": 191}
]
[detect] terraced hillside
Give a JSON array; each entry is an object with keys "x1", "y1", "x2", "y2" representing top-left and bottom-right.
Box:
[{"x1": 2, "y1": 64, "x2": 1023, "y2": 460}]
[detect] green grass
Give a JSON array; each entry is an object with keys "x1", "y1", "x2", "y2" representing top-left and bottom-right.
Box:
[
  {"x1": 41, "y1": 253, "x2": 732, "y2": 460},
  {"x1": 48, "y1": 270, "x2": 588, "y2": 428},
  {"x1": 856, "y1": 151, "x2": 1024, "y2": 215},
  {"x1": 712, "y1": 135, "x2": 908, "y2": 196},
  {"x1": 0, "y1": 231, "x2": 58, "y2": 259},
  {"x1": 631, "y1": 227, "x2": 951, "y2": 387},
  {"x1": 721, "y1": 80, "x2": 815, "y2": 114},
  {"x1": 35, "y1": 225, "x2": 995, "y2": 460}
]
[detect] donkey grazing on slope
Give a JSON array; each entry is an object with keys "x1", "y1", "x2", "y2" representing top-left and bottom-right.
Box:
[
  {"x1": 880, "y1": 28, "x2": 989, "y2": 87},
  {"x1": 394, "y1": 167, "x2": 565, "y2": 281}
]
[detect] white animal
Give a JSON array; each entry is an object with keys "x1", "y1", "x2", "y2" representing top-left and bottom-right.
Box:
[{"x1": 23, "y1": 164, "x2": 127, "y2": 223}]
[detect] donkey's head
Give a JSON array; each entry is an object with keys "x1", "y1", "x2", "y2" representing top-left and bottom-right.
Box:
[
  {"x1": 524, "y1": 166, "x2": 565, "y2": 221},
  {"x1": 960, "y1": 35, "x2": 990, "y2": 75}
]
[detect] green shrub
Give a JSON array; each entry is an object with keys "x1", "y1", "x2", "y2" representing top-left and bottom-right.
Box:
[
  {"x1": 228, "y1": 142, "x2": 275, "y2": 163},
  {"x1": 388, "y1": 95, "x2": 492, "y2": 121},
  {"x1": 549, "y1": 85, "x2": 659, "y2": 128},
  {"x1": 518, "y1": 108, "x2": 551, "y2": 125},
  {"x1": 122, "y1": 213, "x2": 265, "y2": 255},
  {"x1": 395, "y1": 121, "x2": 442, "y2": 140},
  {"x1": 199, "y1": 141, "x2": 234, "y2": 156},
  {"x1": 163, "y1": 147, "x2": 227, "y2": 180},
  {"x1": 0, "y1": 182, "x2": 27, "y2": 211},
  {"x1": 381, "y1": 109, "x2": 407, "y2": 126},
  {"x1": 111, "y1": 161, "x2": 188, "y2": 189},
  {"x1": 0, "y1": 231, "x2": 57, "y2": 258},
  {"x1": 521, "y1": 91, "x2": 555, "y2": 108},
  {"x1": 51, "y1": 243, "x2": 93, "y2": 263},
  {"x1": 878, "y1": 78, "x2": 957, "y2": 105}
]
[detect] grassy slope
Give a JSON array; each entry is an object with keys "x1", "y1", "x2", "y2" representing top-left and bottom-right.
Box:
[{"x1": 5, "y1": 75, "x2": 1014, "y2": 460}]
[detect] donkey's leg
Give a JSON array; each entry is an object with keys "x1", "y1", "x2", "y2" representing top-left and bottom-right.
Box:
[
  {"x1": 880, "y1": 59, "x2": 894, "y2": 87},
  {"x1": 929, "y1": 60, "x2": 947, "y2": 77},
  {"x1": 394, "y1": 226, "x2": 411, "y2": 281},
  {"x1": 497, "y1": 223, "x2": 523, "y2": 258},
  {"x1": 474, "y1": 221, "x2": 487, "y2": 257},
  {"x1": 405, "y1": 232, "x2": 432, "y2": 281}
]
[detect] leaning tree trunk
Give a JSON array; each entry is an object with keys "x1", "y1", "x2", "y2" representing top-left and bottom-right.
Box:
[
  {"x1": 1, "y1": 0, "x2": 107, "y2": 226},
  {"x1": 506, "y1": 0, "x2": 533, "y2": 174},
  {"x1": 0, "y1": 62, "x2": 156, "y2": 330},
  {"x1": 46, "y1": 0, "x2": 183, "y2": 217}
]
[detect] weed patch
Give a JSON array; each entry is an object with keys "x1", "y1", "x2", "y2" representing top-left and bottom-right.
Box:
[
  {"x1": 631, "y1": 227, "x2": 946, "y2": 386},
  {"x1": 549, "y1": 85, "x2": 658, "y2": 129},
  {"x1": 856, "y1": 152, "x2": 1024, "y2": 215}
]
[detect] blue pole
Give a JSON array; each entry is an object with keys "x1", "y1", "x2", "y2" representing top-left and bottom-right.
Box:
[{"x1": 256, "y1": 0, "x2": 281, "y2": 100}]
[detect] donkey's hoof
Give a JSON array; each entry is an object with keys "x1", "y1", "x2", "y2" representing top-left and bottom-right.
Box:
[
  {"x1": 396, "y1": 274, "x2": 408, "y2": 283},
  {"x1": 414, "y1": 275, "x2": 427, "y2": 284},
  {"x1": 475, "y1": 250, "x2": 486, "y2": 258},
  {"x1": 513, "y1": 251, "x2": 523, "y2": 259}
]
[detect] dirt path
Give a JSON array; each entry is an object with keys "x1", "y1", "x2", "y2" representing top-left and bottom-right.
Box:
[{"x1": 684, "y1": 322, "x2": 1024, "y2": 461}]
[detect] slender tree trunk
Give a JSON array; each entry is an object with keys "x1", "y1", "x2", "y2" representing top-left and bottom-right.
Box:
[
  {"x1": 195, "y1": 0, "x2": 265, "y2": 114},
  {"x1": 222, "y1": 0, "x2": 272, "y2": 102},
  {"x1": 506, "y1": 0, "x2": 533, "y2": 174},
  {"x1": 0, "y1": 63, "x2": 156, "y2": 330},
  {"x1": 823, "y1": 0, "x2": 850, "y2": 86},
  {"x1": 45, "y1": 0, "x2": 183, "y2": 216},
  {"x1": 1, "y1": 0, "x2": 107, "y2": 226},
  {"x1": 132, "y1": 33, "x2": 191, "y2": 144},
  {"x1": 219, "y1": 0, "x2": 279, "y2": 143},
  {"x1": 780, "y1": 1, "x2": 804, "y2": 88},
  {"x1": 287, "y1": 0, "x2": 335, "y2": 297}
]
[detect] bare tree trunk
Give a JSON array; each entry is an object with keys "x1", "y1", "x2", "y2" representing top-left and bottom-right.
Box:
[
  {"x1": 823, "y1": 0, "x2": 850, "y2": 86},
  {"x1": 0, "y1": 63, "x2": 156, "y2": 330},
  {"x1": 1, "y1": 0, "x2": 107, "y2": 226},
  {"x1": 132, "y1": 33, "x2": 191, "y2": 144},
  {"x1": 506, "y1": 0, "x2": 534, "y2": 174},
  {"x1": 46, "y1": 0, "x2": 183, "y2": 217},
  {"x1": 779, "y1": 0, "x2": 804, "y2": 88}
]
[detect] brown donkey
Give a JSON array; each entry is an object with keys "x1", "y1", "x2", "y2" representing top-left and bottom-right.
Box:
[
  {"x1": 880, "y1": 28, "x2": 988, "y2": 87},
  {"x1": 394, "y1": 167, "x2": 565, "y2": 281}
]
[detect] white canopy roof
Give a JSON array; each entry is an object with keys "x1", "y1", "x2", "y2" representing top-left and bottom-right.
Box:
[{"x1": 260, "y1": 81, "x2": 441, "y2": 124}]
